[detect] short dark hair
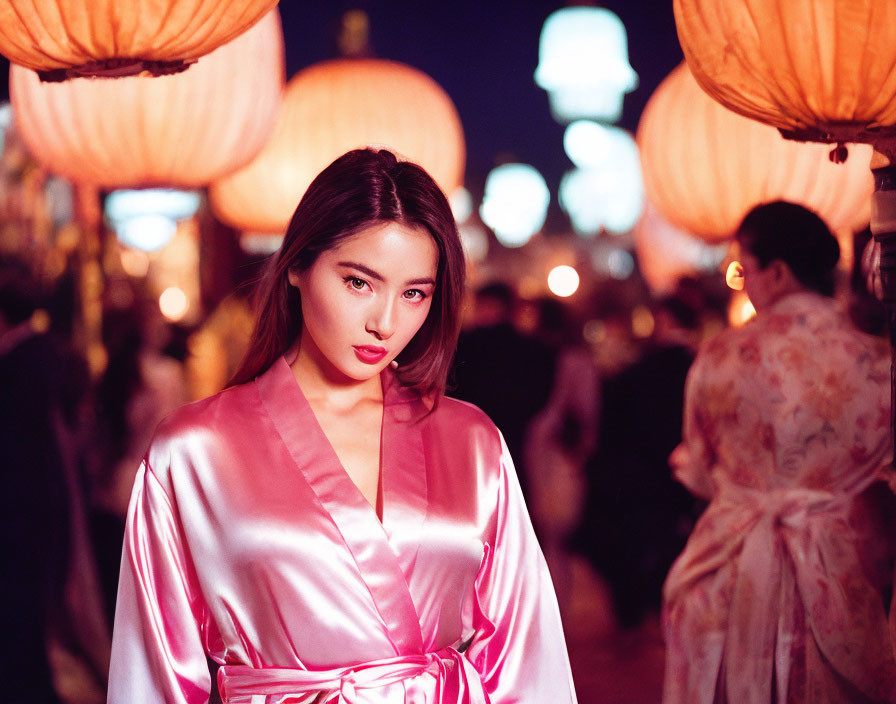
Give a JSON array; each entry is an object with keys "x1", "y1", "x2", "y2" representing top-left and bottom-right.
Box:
[
  {"x1": 230, "y1": 148, "x2": 465, "y2": 398},
  {"x1": 735, "y1": 201, "x2": 840, "y2": 297}
]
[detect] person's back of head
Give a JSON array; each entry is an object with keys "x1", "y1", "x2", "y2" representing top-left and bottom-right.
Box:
[{"x1": 735, "y1": 201, "x2": 840, "y2": 297}]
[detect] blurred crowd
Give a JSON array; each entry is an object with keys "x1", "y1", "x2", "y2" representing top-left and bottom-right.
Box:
[{"x1": 0, "y1": 224, "x2": 893, "y2": 702}]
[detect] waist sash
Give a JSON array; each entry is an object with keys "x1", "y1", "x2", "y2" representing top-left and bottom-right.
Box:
[{"x1": 217, "y1": 646, "x2": 489, "y2": 704}]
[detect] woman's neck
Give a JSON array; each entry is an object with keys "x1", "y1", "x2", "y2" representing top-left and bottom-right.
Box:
[{"x1": 287, "y1": 339, "x2": 383, "y2": 412}]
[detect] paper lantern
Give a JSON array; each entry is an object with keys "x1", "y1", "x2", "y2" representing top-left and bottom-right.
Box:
[
  {"x1": 209, "y1": 58, "x2": 465, "y2": 234},
  {"x1": 634, "y1": 201, "x2": 727, "y2": 294},
  {"x1": 637, "y1": 63, "x2": 873, "y2": 243},
  {"x1": 10, "y1": 10, "x2": 284, "y2": 188},
  {"x1": 0, "y1": 0, "x2": 278, "y2": 80},
  {"x1": 673, "y1": 0, "x2": 896, "y2": 146}
]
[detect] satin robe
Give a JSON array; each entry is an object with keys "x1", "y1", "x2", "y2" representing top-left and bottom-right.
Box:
[
  {"x1": 663, "y1": 292, "x2": 896, "y2": 704},
  {"x1": 108, "y1": 356, "x2": 577, "y2": 704}
]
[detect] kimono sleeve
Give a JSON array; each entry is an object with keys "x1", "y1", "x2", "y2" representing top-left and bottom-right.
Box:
[
  {"x1": 669, "y1": 353, "x2": 715, "y2": 501},
  {"x1": 464, "y1": 433, "x2": 578, "y2": 703},
  {"x1": 107, "y1": 459, "x2": 211, "y2": 703}
]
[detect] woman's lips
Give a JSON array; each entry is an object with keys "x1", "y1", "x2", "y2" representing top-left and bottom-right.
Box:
[{"x1": 353, "y1": 345, "x2": 388, "y2": 364}]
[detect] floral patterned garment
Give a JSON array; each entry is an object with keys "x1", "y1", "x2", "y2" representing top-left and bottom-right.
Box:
[{"x1": 663, "y1": 292, "x2": 896, "y2": 704}]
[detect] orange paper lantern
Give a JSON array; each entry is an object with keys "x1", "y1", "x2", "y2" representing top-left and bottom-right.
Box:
[
  {"x1": 10, "y1": 10, "x2": 284, "y2": 189},
  {"x1": 637, "y1": 63, "x2": 873, "y2": 243},
  {"x1": 673, "y1": 0, "x2": 896, "y2": 146},
  {"x1": 209, "y1": 58, "x2": 465, "y2": 234},
  {"x1": 0, "y1": 0, "x2": 278, "y2": 80},
  {"x1": 634, "y1": 201, "x2": 726, "y2": 294}
]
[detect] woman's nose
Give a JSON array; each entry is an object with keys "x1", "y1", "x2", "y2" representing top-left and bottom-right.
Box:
[{"x1": 366, "y1": 298, "x2": 397, "y2": 340}]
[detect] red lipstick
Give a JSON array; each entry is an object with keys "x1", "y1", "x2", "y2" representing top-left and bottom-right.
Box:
[{"x1": 353, "y1": 345, "x2": 387, "y2": 364}]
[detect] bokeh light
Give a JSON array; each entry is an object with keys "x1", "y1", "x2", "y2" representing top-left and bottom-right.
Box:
[
  {"x1": 535, "y1": 7, "x2": 638, "y2": 124},
  {"x1": 449, "y1": 186, "x2": 474, "y2": 224},
  {"x1": 159, "y1": 286, "x2": 189, "y2": 322},
  {"x1": 547, "y1": 265, "x2": 580, "y2": 297},
  {"x1": 480, "y1": 163, "x2": 550, "y2": 248},
  {"x1": 559, "y1": 123, "x2": 644, "y2": 235},
  {"x1": 115, "y1": 214, "x2": 177, "y2": 252}
]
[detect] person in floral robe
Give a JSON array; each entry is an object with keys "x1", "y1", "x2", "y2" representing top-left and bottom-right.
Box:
[{"x1": 663, "y1": 201, "x2": 896, "y2": 704}]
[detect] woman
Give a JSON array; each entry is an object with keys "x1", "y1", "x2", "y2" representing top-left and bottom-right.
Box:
[
  {"x1": 662, "y1": 201, "x2": 896, "y2": 704},
  {"x1": 107, "y1": 148, "x2": 576, "y2": 704}
]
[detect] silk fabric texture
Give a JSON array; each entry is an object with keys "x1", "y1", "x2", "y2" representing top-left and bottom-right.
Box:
[
  {"x1": 107, "y1": 357, "x2": 577, "y2": 703},
  {"x1": 663, "y1": 292, "x2": 896, "y2": 703}
]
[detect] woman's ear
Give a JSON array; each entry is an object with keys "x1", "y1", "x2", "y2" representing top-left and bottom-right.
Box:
[
  {"x1": 287, "y1": 268, "x2": 301, "y2": 289},
  {"x1": 771, "y1": 259, "x2": 800, "y2": 291}
]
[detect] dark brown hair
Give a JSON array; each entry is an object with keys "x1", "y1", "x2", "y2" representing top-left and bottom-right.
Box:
[
  {"x1": 230, "y1": 148, "x2": 465, "y2": 397},
  {"x1": 735, "y1": 200, "x2": 840, "y2": 297}
]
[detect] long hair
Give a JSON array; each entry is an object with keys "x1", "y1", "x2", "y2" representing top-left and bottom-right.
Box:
[
  {"x1": 735, "y1": 201, "x2": 840, "y2": 297},
  {"x1": 229, "y1": 148, "x2": 465, "y2": 397}
]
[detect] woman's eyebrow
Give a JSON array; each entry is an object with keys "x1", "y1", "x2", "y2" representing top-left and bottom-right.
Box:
[
  {"x1": 338, "y1": 261, "x2": 383, "y2": 281},
  {"x1": 338, "y1": 261, "x2": 435, "y2": 287},
  {"x1": 406, "y1": 277, "x2": 436, "y2": 286}
]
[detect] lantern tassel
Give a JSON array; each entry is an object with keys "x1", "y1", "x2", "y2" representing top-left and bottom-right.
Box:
[{"x1": 829, "y1": 142, "x2": 849, "y2": 163}]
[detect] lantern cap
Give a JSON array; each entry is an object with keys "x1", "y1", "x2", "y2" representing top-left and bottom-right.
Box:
[{"x1": 36, "y1": 57, "x2": 196, "y2": 82}]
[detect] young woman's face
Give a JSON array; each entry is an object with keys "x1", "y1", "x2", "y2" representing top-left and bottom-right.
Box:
[{"x1": 289, "y1": 221, "x2": 439, "y2": 384}]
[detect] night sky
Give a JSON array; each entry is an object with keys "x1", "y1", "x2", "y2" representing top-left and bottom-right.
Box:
[{"x1": 0, "y1": 1, "x2": 684, "y2": 202}]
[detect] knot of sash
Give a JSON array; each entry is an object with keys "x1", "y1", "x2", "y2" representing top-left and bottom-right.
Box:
[
  {"x1": 720, "y1": 485, "x2": 848, "y2": 703},
  {"x1": 217, "y1": 646, "x2": 489, "y2": 703}
]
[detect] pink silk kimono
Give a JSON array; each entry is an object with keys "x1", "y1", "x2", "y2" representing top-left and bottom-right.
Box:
[
  {"x1": 107, "y1": 356, "x2": 577, "y2": 704},
  {"x1": 663, "y1": 292, "x2": 896, "y2": 704}
]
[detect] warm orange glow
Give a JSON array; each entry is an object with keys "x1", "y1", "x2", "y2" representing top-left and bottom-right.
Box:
[
  {"x1": 633, "y1": 201, "x2": 726, "y2": 294},
  {"x1": 209, "y1": 58, "x2": 465, "y2": 234},
  {"x1": 120, "y1": 249, "x2": 151, "y2": 278},
  {"x1": 631, "y1": 305, "x2": 655, "y2": 338},
  {"x1": 637, "y1": 63, "x2": 873, "y2": 243},
  {"x1": 728, "y1": 290, "x2": 756, "y2": 328},
  {"x1": 726, "y1": 261, "x2": 744, "y2": 291},
  {"x1": 9, "y1": 10, "x2": 284, "y2": 188},
  {"x1": 0, "y1": 1, "x2": 277, "y2": 78},
  {"x1": 674, "y1": 0, "x2": 896, "y2": 145}
]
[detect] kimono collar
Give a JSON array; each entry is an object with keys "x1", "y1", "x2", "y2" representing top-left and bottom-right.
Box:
[
  {"x1": 255, "y1": 355, "x2": 428, "y2": 653},
  {"x1": 767, "y1": 290, "x2": 841, "y2": 318}
]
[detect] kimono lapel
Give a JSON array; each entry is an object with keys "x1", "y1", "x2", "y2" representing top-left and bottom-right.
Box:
[
  {"x1": 256, "y1": 357, "x2": 424, "y2": 654},
  {"x1": 379, "y1": 369, "x2": 428, "y2": 578}
]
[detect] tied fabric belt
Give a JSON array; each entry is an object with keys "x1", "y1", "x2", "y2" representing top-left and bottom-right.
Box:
[
  {"x1": 217, "y1": 646, "x2": 489, "y2": 703},
  {"x1": 715, "y1": 485, "x2": 875, "y2": 703}
]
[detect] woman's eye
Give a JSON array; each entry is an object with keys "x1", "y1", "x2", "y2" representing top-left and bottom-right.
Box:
[
  {"x1": 403, "y1": 289, "x2": 426, "y2": 301},
  {"x1": 345, "y1": 277, "x2": 367, "y2": 291}
]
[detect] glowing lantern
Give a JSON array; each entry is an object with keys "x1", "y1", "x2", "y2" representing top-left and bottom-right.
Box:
[
  {"x1": 637, "y1": 63, "x2": 873, "y2": 243},
  {"x1": 560, "y1": 121, "x2": 644, "y2": 235},
  {"x1": 673, "y1": 0, "x2": 896, "y2": 148},
  {"x1": 9, "y1": 10, "x2": 284, "y2": 188},
  {"x1": 0, "y1": 0, "x2": 278, "y2": 80},
  {"x1": 479, "y1": 163, "x2": 550, "y2": 248},
  {"x1": 535, "y1": 6, "x2": 638, "y2": 124},
  {"x1": 634, "y1": 201, "x2": 727, "y2": 294},
  {"x1": 209, "y1": 58, "x2": 465, "y2": 235}
]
